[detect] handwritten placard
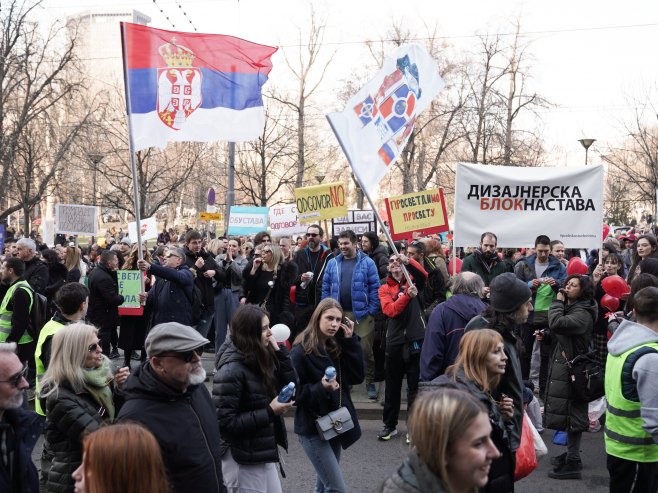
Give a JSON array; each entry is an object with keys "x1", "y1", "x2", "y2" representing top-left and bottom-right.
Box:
[{"x1": 55, "y1": 204, "x2": 98, "y2": 236}]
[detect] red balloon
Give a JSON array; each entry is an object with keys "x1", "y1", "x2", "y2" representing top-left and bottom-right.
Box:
[
  {"x1": 448, "y1": 257, "x2": 462, "y2": 275},
  {"x1": 567, "y1": 257, "x2": 588, "y2": 275},
  {"x1": 602, "y1": 223, "x2": 610, "y2": 240},
  {"x1": 600, "y1": 294, "x2": 620, "y2": 312},
  {"x1": 601, "y1": 275, "x2": 631, "y2": 299}
]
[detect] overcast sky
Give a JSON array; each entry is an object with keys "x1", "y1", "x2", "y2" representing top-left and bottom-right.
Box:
[{"x1": 39, "y1": 0, "x2": 658, "y2": 167}]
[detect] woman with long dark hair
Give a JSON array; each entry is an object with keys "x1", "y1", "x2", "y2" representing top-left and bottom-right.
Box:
[
  {"x1": 544, "y1": 274, "x2": 597, "y2": 480},
  {"x1": 430, "y1": 329, "x2": 514, "y2": 492},
  {"x1": 71, "y1": 423, "x2": 169, "y2": 493},
  {"x1": 213, "y1": 304, "x2": 296, "y2": 493},
  {"x1": 591, "y1": 252, "x2": 625, "y2": 367},
  {"x1": 290, "y1": 298, "x2": 365, "y2": 493},
  {"x1": 627, "y1": 234, "x2": 658, "y2": 284}
]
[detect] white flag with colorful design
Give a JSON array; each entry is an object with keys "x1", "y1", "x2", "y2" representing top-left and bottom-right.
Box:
[{"x1": 327, "y1": 44, "x2": 444, "y2": 196}]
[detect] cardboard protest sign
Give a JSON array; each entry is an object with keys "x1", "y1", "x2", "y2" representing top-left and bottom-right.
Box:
[
  {"x1": 331, "y1": 210, "x2": 378, "y2": 237},
  {"x1": 55, "y1": 204, "x2": 98, "y2": 236},
  {"x1": 294, "y1": 182, "x2": 347, "y2": 223},
  {"x1": 269, "y1": 204, "x2": 306, "y2": 237},
  {"x1": 454, "y1": 163, "x2": 604, "y2": 249},
  {"x1": 385, "y1": 189, "x2": 449, "y2": 240},
  {"x1": 117, "y1": 270, "x2": 144, "y2": 316},
  {"x1": 227, "y1": 206, "x2": 269, "y2": 236},
  {"x1": 128, "y1": 216, "x2": 158, "y2": 242}
]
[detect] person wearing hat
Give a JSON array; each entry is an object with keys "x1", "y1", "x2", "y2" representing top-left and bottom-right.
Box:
[
  {"x1": 117, "y1": 236, "x2": 132, "y2": 269},
  {"x1": 117, "y1": 322, "x2": 224, "y2": 493},
  {"x1": 465, "y1": 272, "x2": 533, "y2": 454},
  {"x1": 620, "y1": 234, "x2": 637, "y2": 270}
]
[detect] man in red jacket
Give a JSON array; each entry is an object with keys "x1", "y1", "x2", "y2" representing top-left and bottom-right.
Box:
[{"x1": 377, "y1": 253, "x2": 427, "y2": 442}]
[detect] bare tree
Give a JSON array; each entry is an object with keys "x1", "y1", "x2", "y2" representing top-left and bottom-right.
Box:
[
  {"x1": 272, "y1": 6, "x2": 336, "y2": 189},
  {"x1": 0, "y1": 0, "x2": 94, "y2": 229},
  {"x1": 234, "y1": 103, "x2": 297, "y2": 206},
  {"x1": 603, "y1": 97, "x2": 658, "y2": 215}
]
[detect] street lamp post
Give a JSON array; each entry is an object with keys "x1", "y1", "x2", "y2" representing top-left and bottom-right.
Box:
[
  {"x1": 87, "y1": 152, "x2": 104, "y2": 243},
  {"x1": 578, "y1": 138, "x2": 596, "y2": 166}
]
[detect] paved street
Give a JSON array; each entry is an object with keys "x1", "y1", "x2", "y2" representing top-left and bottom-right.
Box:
[{"x1": 32, "y1": 353, "x2": 610, "y2": 492}]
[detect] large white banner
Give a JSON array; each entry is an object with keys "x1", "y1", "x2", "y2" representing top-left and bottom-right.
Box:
[
  {"x1": 55, "y1": 204, "x2": 98, "y2": 236},
  {"x1": 454, "y1": 163, "x2": 604, "y2": 249}
]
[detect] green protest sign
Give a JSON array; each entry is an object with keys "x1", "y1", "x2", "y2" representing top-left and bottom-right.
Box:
[{"x1": 118, "y1": 270, "x2": 141, "y2": 308}]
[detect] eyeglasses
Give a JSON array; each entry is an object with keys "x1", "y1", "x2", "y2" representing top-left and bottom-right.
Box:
[
  {"x1": 306, "y1": 233, "x2": 319, "y2": 238},
  {"x1": 88, "y1": 342, "x2": 101, "y2": 353},
  {"x1": 157, "y1": 347, "x2": 204, "y2": 363},
  {"x1": 165, "y1": 254, "x2": 181, "y2": 259},
  {"x1": 388, "y1": 258, "x2": 401, "y2": 264},
  {"x1": 0, "y1": 363, "x2": 28, "y2": 387},
  {"x1": 262, "y1": 249, "x2": 273, "y2": 254}
]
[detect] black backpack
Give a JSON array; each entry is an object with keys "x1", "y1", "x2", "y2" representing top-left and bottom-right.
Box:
[
  {"x1": 186, "y1": 284, "x2": 204, "y2": 325},
  {"x1": 21, "y1": 285, "x2": 48, "y2": 339}
]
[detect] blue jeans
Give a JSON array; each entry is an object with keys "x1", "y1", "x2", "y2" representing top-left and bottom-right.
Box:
[
  {"x1": 194, "y1": 308, "x2": 214, "y2": 339},
  {"x1": 298, "y1": 434, "x2": 347, "y2": 493},
  {"x1": 214, "y1": 288, "x2": 239, "y2": 353}
]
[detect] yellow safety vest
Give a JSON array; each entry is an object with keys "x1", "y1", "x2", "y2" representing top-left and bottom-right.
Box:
[
  {"x1": 0, "y1": 280, "x2": 34, "y2": 344},
  {"x1": 605, "y1": 342, "x2": 658, "y2": 462},
  {"x1": 34, "y1": 318, "x2": 66, "y2": 416}
]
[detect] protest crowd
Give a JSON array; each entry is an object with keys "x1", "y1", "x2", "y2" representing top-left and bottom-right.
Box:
[{"x1": 1, "y1": 218, "x2": 658, "y2": 493}]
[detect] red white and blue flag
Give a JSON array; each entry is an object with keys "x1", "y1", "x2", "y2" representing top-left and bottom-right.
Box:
[
  {"x1": 327, "y1": 44, "x2": 444, "y2": 196},
  {"x1": 121, "y1": 23, "x2": 277, "y2": 151}
]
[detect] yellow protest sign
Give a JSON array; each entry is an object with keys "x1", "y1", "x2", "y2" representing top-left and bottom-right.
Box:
[
  {"x1": 199, "y1": 212, "x2": 222, "y2": 221},
  {"x1": 385, "y1": 188, "x2": 450, "y2": 240},
  {"x1": 294, "y1": 182, "x2": 347, "y2": 223}
]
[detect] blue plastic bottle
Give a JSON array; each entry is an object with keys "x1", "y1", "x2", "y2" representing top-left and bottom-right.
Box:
[
  {"x1": 325, "y1": 366, "x2": 336, "y2": 381},
  {"x1": 277, "y1": 382, "x2": 295, "y2": 403}
]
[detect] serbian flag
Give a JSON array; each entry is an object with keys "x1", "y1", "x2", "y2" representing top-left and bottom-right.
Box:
[
  {"x1": 326, "y1": 44, "x2": 444, "y2": 196},
  {"x1": 121, "y1": 23, "x2": 277, "y2": 151}
]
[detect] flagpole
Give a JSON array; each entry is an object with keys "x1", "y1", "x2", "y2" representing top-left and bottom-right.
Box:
[
  {"x1": 326, "y1": 116, "x2": 413, "y2": 287},
  {"x1": 120, "y1": 22, "x2": 145, "y2": 298}
]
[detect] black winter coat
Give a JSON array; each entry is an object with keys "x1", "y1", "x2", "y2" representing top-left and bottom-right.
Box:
[
  {"x1": 183, "y1": 247, "x2": 224, "y2": 311},
  {"x1": 290, "y1": 335, "x2": 364, "y2": 449},
  {"x1": 117, "y1": 363, "x2": 224, "y2": 493},
  {"x1": 0, "y1": 407, "x2": 42, "y2": 493},
  {"x1": 22, "y1": 257, "x2": 49, "y2": 295},
  {"x1": 243, "y1": 260, "x2": 298, "y2": 327},
  {"x1": 44, "y1": 383, "x2": 109, "y2": 493},
  {"x1": 292, "y1": 246, "x2": 334, "y2": 307},
  {"x1": 213, "y1": 341, "x2": 296, "y2": 464},
  {"x1": 543, "y1": 298, "x2": 597, "y2": 433},
  {"x1": 87, "y1": 264, "x2": 124, "y2": 329},
  {"x1": 368, "y1": 244, "x2": 390, "y2": 280}
]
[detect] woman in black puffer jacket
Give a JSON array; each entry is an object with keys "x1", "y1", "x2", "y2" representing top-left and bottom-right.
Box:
[
  {"x1": 544, "y1": 274, "x2": 597, "y2": 481},
  {"x1": 40, "y1": 323, "x2": 129, "y2": 493},
  {"x1": 213, "y1": 304, "x2": 297, "y2": 493}
]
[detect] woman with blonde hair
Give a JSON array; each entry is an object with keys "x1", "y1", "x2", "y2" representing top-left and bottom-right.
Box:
[
  {"x1": 429, "y1": 329, "x2": 514, "y2": 492},
  {"x1": 382, "y1": 388, "x2": 500, "y2": 493},
  {"x1": 40, "y1": 323, "x2": 129, "y2": 493},
  {"x1": 64, "y1": 246, "x2": 83, "y2": 283},
  {"x1": 118, "y1": 243, "x2": 153, "y2": 368},
  {"x1": 291, "y1": 298, "x2": 364, "y2": 493},
  {"x1": 242, "y1": 244, "x2": 297, "y2": 326},
  {"x1": 72, "y1": 423, "x2": 169, "y2": 493}
]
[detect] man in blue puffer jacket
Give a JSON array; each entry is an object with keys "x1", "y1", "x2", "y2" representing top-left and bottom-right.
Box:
[{"x1": 322, "y1": 230, "x2": 381, "y2": 399}]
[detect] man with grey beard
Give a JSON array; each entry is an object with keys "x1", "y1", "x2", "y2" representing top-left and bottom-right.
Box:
[
  {"x1": 117, "y1": 323, "x2": 225, "y2": 493},
  {"x1": 0, "y1": 343, "x2": 41, "y2": 492}
]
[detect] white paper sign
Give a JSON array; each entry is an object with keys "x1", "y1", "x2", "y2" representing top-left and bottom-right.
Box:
[
  {"x1": 454, "y1": 163, "x2": 604, "y2": 249},
  {"x1": 128, "y1": 216, "x2": 158, "y2": 242},
  {"x1": 269, "y1": 204, "x2": 306, "y2": 237},
  {"x1": 55, "y1": 204, "x2": 98, "y2": 236}
]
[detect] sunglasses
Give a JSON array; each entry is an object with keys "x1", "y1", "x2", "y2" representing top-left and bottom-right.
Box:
[
  {"x1": 157, "y1": 347, "x2": 204, "y2": 363},
  {"x1": 165, "y1": 254, "x2": 181, "y2": 259},
  {"x1": 306, "y1": 233, "x2": 319, "y2": 238},
  {"x1": 388, "y1": 258, "x2": 401, "y2": 264},
  {"x1": 262, "y1": 249, "x2": 273, "y2": 253},
  {"x1": 0, "y1": 363, "x2": 28, "y2": 387},
  {"x1": 88, "y1": 342, "x2": 101, "y2": 353}
]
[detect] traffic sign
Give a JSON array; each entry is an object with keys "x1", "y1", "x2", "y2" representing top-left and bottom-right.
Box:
[{"x1": 199, "y1": 212, "x2": 222, "y2": 221}]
